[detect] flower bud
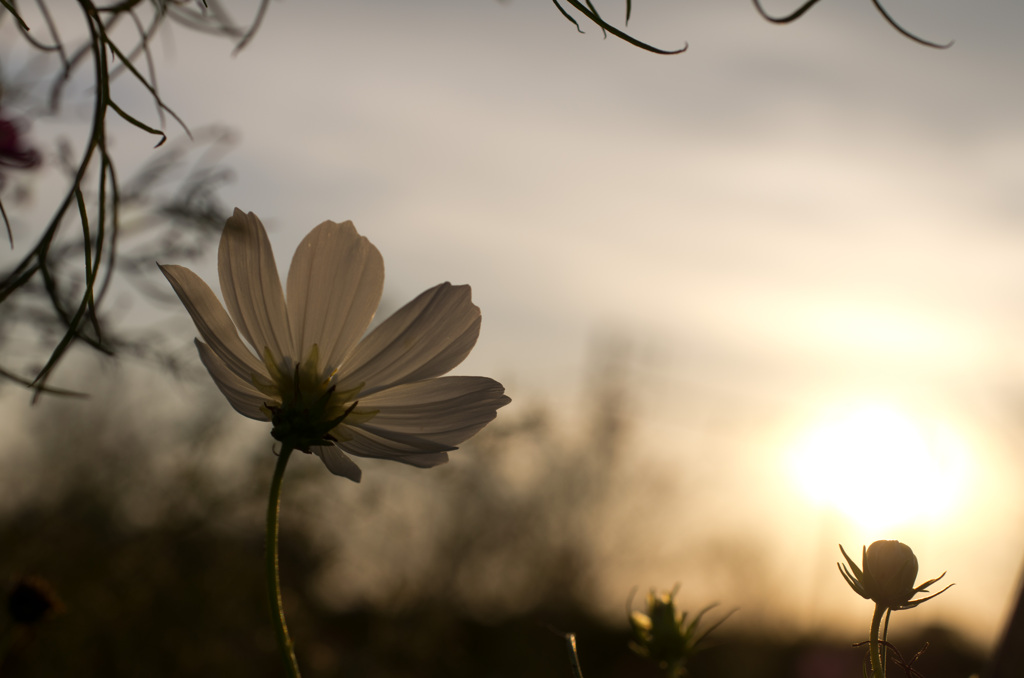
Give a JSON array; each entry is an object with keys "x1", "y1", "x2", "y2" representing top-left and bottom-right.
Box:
[
  {"x1": 839, "y1": 540, "x2": 952, "y2": 611},
  {"x1": 629, "y1": 590, "x2": 687, "y2": 668},
  {"x1": 628, "y1": 586, "x2": 732, "y2": 676},
  {"x1": 862, "y1": 540, "x2": 918, "y2": 609}
]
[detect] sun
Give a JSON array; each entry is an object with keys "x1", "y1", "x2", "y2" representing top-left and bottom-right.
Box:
[{"x1": 787, "y1": 402, "x2": 972, "y2": 532}]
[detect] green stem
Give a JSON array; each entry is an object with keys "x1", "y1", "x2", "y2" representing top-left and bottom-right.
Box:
[
  {"x1": 267, "y1": 445, "x2": 301, "y2": 678},
  {"x1": 869, "y1": 603, "x2": 887, "y2": 678},
  {"x1": 881, "y1": 608, "x2": 892, "y2": 673}
]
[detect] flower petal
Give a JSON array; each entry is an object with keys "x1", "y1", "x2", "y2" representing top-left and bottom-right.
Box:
[
  {"x1": 338, "y1": 283, "x2": 481, "y2": 395},
  {"x1": 356, "y1": 376, "x2": 509, "y2": 446},
  {"x1": 195, "y1": 339, "x2": 270, "y2": 420},
  {"x1": 286, "y1": 220, "x2": 383, "y2": 375},
  {"x1": 218, "y1": 209, "x2": 295, "y2": 365},
  {"x1": 312, "y1": 444, "x2": 363, "y2": 482},
  {"x1": 159, "y1": 263, "x2": 266, "y2": 383},
  {"x1": 338, "y1": 426, "x2": 452, "y2": 468}
]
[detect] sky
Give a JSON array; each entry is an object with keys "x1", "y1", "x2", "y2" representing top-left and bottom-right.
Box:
[{"x1": 4, "y1": 0, "x2": 1024, "y2": 654}]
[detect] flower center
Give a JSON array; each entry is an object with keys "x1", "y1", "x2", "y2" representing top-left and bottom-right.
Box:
[{"x1": 252, "y1": 345, "x2": 374, "y2": 452}]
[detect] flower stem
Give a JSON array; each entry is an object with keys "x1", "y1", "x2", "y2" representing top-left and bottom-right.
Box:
[
  {"x1": 267, "y1": 444, "x2": 301, "y2": 678},
  {"x1": 564, "y1": 633, "x2": 585, "y2": 678},
  {"x1": 881, "y1": 607, "x2": 892, "y2": 673},
  {"x1": 869, "y1": 603, "x2": 887, "y2": 678}
]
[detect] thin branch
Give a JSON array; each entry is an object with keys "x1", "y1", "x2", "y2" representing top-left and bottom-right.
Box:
[
  {"x1": 754, "y1": 0, "x2": 952, "y2": 48},
  {"x1": 870, "y1": 0, "x2": 952, "y2": 48},
  {"x1": 233, "y1": 0, "x2": 271, "y2": 54},
  {"x1": 558, "y1": 0, "x2": 686, "y2": 54},
  {"x1": 752, "y1": 0, "x2": 823, "y2": 23}
]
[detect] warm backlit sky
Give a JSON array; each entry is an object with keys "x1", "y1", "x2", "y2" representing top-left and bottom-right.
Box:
[{"x1": 6, "y1": 0, "x2": 1024, "y2": 653}]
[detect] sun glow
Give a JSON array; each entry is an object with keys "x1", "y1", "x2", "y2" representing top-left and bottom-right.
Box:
[{"x1": 788, "y1": 403, "x2": 972, "y2": 532}]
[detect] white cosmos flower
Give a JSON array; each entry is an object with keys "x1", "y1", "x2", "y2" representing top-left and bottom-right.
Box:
[{"x1": 159, "y1": 208, "x2": 510, "y2": 482}]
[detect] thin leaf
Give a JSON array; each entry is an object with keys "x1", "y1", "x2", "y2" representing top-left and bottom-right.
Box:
[
  {"x1": 551, "y1": 0, "x2": 585, "y2": 34},
  {"x1": 1, "y1": 196, "x2": 11, "y2": 248},
  {"x1": 752, "y1": 0, "x2": 823, "y2": 24},
  {"x1": 691, "y1": 604, "x2": 736, "y2": 647},
  {"x1": 0, "y1": 0, "x2": 31, "y2": 31},
  {"x1": 584, "y1": 0, "x2": 608, "y2": 38},
  {"x1": 233, "y1": 0, "x2": 271, "y2": 54},
  {"x1": 102, "y1": 36, "x2": 191, "y2": 138},
  {"x1": 562, "y1": 0, "x2": 686, "y2": 54},
  {"x1": 869, "y1": 0, "x2": 953, "y2": 48},
  {"x1": 108, "y1": 99, "x2": 168, "y2": 147},
  {"x1": 0, "y1": 366, "x2": 87, "y2": 397}
]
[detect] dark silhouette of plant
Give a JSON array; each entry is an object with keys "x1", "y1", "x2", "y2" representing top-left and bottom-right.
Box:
[
  {"x1": 0, "y1": 1, "x2": 264, "y2": 396},
  {"x1": 752, "y1": 0, "x2": 952, "y2": 48},
  {"x1": 551, "y1": 0, "x2": 687, "y2": 54}
]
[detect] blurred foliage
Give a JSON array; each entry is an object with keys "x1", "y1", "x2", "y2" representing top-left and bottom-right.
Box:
[
  {"x1": 0, "y1": 125, "x2": 237, "y2": 387},
  {"x1": 0, "y1": 1, "x2": 261, "y2": 395},
  {"x1": 0, "y1": 340, "x2": 648, "y2": 676},
  {"x1": 0, "y1": 348, "x2": 984, "y2": 677}
]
